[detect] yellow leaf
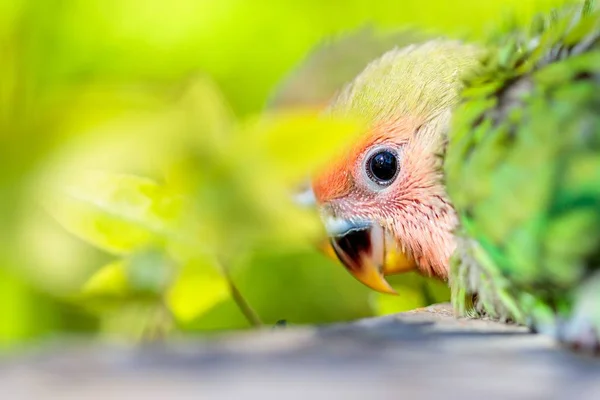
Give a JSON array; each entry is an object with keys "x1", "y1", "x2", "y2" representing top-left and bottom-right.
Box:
[
  {"x1": 235, "y1": 110, "x2": 365, "y2": 183},
  {"x1": 166, "y1": 256, "x2": 230, "y2": 323},
  {"x1": 371, "y1": 272, "x2": 450, "y2": 315},
  {"x1": 82, "y1": 260, "x2": 129, "y2": 297},
  {"x1": 372, "y1": 286, "x2": 425, "y2": 315}
]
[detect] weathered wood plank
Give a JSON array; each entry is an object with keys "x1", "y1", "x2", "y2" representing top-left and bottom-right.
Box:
[{"x1": 1, "y1": 304, "x2": 599, "y2": 400}]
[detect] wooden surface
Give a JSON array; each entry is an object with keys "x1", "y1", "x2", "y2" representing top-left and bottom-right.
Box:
[{"x1": 1, "y1": 304, "x2": 600, "y2": 400}]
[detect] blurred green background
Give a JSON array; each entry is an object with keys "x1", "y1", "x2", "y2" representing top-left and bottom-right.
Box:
[{"x1": 0, "y1": 0, "x2": 569, "y2": 350}]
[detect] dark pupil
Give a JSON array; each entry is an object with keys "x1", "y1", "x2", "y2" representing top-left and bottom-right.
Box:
[{"x1": 369, "y1": 151, "x2": 397, "y2": 182}]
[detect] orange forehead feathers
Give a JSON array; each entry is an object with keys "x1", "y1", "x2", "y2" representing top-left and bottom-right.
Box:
[{"x1": 312, "y1": 117, "x2": 422, "y2": 203}]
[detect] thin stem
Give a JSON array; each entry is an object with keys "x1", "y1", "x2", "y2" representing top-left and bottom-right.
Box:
[
  {"x1": 227, "y1": 276, "x2": 263, "y2": 328},
  {"x1": 216, "y1": 254, "x2": 262, "y2": 328}
]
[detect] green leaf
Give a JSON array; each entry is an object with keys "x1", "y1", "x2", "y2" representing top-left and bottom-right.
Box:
[{"x1": 44, "y1": 170, "x2": 182, "y2": 255}]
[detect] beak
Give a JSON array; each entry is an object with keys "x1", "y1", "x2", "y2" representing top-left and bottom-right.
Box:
[{"x1": 322, "y1": 217, "x2": 417, "y2": 295}]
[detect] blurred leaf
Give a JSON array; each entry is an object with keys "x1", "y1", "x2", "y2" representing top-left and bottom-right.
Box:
[
  {"x1": 167, "y1": 256, "x2": 230, "y2": 323},
  {"x1": 44, "y1": 171, "x2": 182, "y2": 255},
  {"x1": 233, "y1": 249, "x2": 373, "y2": 324},
  {"x1": 175, "y1": 76, "x2": 236, "y2": 150},
  {"x1": 127, "y1": 249, "x2": 174, "y2": 295},
  {"x1": 183, "y1": 297, "x2": 251, "y2": 331},
  {"x1": 373, "y1": 286, "x2": 425, "y2": 314},
  {"x1": 0, "y1": 265, "x2": 97, "y2": 350},
  {"x1": 82, "y1": 260, "x2": 129, "y2": 298},
  {"x1": 82, "y1": 249, "x2": 174, "y2": 300},
  {"x1": 0, "y1": 268, "x2": 48, "y2": 346},
  {"x1": 237, "y1": 110, "x2": 365, "y2": 183},
  {"x1": 372, "y1": 272, "x2": 451, "y2": 315}
]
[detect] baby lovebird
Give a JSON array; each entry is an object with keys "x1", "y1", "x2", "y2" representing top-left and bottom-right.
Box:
[{"x1": 309, "y1": 1, "x2": 600, "y2": 351}]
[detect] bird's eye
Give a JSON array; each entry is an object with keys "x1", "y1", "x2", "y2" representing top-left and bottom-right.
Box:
[{"x1": 366, "y1": 149, "x2": 398, "y2": 185}]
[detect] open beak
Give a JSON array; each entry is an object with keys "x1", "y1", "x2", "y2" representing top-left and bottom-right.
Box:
[
  {"x1": 291, "y1": 186, "x2": 415, "y2": 294},
  {"x1": 321, "y1": 217, "x2": 417, "y2": 295}
]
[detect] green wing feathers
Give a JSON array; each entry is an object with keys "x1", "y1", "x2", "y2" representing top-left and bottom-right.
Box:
[{"x1": 447, "y1": 1, "x2": 600, "y2": 343}]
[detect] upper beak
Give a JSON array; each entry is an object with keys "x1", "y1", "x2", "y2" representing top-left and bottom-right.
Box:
[{"x1": 322, "y1": 216, "x2": 417, "y2": 295}]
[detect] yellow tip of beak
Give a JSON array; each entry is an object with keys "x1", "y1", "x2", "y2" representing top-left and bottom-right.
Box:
[
  {"x1": 319, "y1": 225, "x2": 416, "y2": 295},
  {"x1": 322, "y1": 239, "x2": 399, "y2": 295},
  {"x1": 351, "y1": 257, "x2": 398, "y2": 295}
]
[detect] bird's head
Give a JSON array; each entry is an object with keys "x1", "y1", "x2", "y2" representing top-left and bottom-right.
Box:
[{"x1": 312, "y1": 40, "x2": 483, "y2": 294}]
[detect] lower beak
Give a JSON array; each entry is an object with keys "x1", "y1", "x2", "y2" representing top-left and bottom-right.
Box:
[{"x1": 322, "y1": 218, "x2": 417, "y2": 294}]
